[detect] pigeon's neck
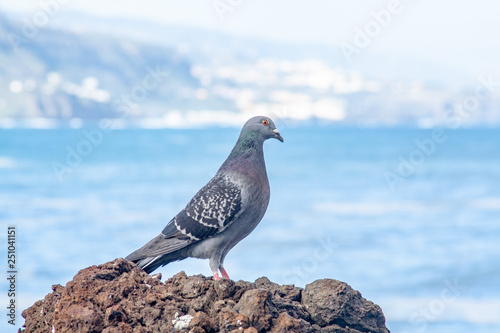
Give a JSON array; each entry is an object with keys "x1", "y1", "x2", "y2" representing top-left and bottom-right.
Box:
[{"x1": 219, "y1": 133, "x2": 266, "y2": 173}]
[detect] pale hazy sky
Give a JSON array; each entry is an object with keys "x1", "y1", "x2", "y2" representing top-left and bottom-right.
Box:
[{"x1": 2, "y1": 0, "x2": 500, "y2": 78}]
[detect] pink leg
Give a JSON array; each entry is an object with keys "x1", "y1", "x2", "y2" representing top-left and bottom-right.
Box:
[
  {"x1": 220, "y1": 267, "x2": 230, "y2": 280},
  {"x1": 212, "y1": 272, "x2": 221, "y2": 280}
]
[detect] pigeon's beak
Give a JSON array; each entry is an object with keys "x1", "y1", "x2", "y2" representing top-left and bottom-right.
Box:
[{"x1": 273, "y1": 129, "x2": 284, "y2": 142}]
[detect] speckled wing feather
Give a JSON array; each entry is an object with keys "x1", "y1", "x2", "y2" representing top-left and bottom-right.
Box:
[
  {"x1": 126, "y1": 175, "x2": 242, "y2": 263},
  {"x1": 163, "y1": 174, "x2": 242, "y2": 241}
]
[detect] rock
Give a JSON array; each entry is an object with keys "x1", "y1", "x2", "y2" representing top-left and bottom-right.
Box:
[
  {"x1": 303, "y1": 279, "x2": 389, "y2": 333},
  {"x1": 234, "y1": 289, "x2": 274, "y2": 332},
  {"x1": 21, "y1": 258, "x2": 390, "y2": 333}
]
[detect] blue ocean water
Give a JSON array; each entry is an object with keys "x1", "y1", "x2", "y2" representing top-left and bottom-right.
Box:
[{"x1": 1, "y1": 125, "x2": 499, "y2": 332}]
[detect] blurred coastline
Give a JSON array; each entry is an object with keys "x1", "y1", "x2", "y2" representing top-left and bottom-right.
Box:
[{"x1": 1, "y1": 11, "x2": 499, "y2": 129}]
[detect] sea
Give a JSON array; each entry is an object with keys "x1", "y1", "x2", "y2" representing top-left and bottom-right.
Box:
[{"x1": 1, "y1": 124, "x2": 499, "y2": 332}]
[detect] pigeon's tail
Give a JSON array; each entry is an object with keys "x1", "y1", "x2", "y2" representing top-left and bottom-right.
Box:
[
  {"x1": 133, "y1": 255, "x2": 165, "y2": 274},
  {"x1": 125, "y1": 233, "x2": 190, "y2": 274},
  {"x1": 128, "y1": 252, "x2": 185, "y2": 274}
]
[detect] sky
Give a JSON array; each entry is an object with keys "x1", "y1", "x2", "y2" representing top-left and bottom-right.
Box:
[{"x1": 2, "y1": 0, "x2": 500, "y2": 80}]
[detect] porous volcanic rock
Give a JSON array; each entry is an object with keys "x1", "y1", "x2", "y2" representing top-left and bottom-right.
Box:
[{"x1": 21, "y1": 258, "x2": 389, "y2": 333}]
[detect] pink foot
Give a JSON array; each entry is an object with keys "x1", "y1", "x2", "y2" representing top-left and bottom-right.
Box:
[
  {"x1": 213, "y1": 272, "x2": 221, "y2": 280},
  {"x1": 220, "y1": 268, "x2": 230, "y2": 280}
]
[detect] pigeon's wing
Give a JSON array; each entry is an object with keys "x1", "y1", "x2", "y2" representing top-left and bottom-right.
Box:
[
  {"x1": 165, "y1": 174, "x2": 242, "y2": 241},
  {"x1": 126, "y1": 175, "x2": 242, "y2": 262}
]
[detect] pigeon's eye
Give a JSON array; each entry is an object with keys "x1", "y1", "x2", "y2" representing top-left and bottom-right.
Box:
[{"x1": 261, "y1": 119, "x2": 269, "y2": 126}]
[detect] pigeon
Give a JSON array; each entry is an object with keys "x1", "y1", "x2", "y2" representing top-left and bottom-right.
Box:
[{"x1": 125, "y1": 116, "x2": 283, "y2": 280}]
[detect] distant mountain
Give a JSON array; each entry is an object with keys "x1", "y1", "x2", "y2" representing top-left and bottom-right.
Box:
[
  {"x1": 0, "y1": 11, "x2": 498, "y2": 128},
  {"x1": 43, "y1": 11, "x2": 472, "y2": 85},
  {"x1": 0, "y1": 12, "x2": 236, "y2": 122}
]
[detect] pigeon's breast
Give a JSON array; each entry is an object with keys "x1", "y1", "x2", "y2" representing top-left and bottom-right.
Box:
[{"x1": 226, "y1": 163, "x2": 270, "y2": 224}]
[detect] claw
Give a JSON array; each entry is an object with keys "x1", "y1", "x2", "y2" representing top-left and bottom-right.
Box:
[{"x1": 213, "y1": 272, "x2": 221, "y2": 280}]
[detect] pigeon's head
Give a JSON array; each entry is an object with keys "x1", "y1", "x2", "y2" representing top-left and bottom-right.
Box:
[{"x1": 242, "y1": 116, "x2": 284, "y2": 143}]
